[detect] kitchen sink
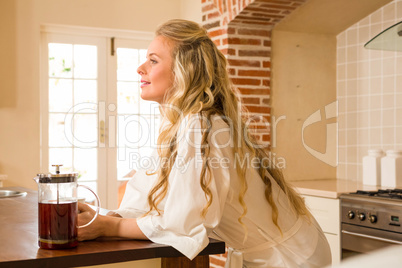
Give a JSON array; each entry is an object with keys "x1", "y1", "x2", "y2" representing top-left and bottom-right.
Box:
[{"x1": 0, "y1": 190, "x2": 27, "y2": 198}]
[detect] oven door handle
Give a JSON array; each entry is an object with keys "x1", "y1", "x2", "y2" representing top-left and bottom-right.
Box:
[{"x1": 342, "y1": 230, "x2": 402, "y2": 245}]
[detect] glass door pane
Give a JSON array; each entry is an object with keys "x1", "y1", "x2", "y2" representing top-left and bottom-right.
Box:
[
  {"x1": 43, "y1": 33, "x2": 107, "y2": 205},
  {"x1": 42, "y1": 29, "x2": 153, "y2": 210},
  {"x1": 111, "y1": 39, "x2": 159, "y2": 208}
]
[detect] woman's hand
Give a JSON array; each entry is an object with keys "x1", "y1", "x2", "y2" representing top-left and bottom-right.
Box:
[
  {"x1": 106, "y1": 211, "x2": 123, "y2": 217},
  {"x1": 77, "y1": 203, "x2": 107, "y2": 241},
  {"x1": 77, "y1": 202, "x2": 148, "y2": 241}
]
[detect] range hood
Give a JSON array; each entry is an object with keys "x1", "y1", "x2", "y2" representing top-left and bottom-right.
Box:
[{"x1": 364, "y1": 21, "x2": 402, "y2": 51}]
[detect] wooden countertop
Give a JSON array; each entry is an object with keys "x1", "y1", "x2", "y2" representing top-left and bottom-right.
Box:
[
  {"x1": 290, "y1": 179, "x2": 379, "y2": 199},
  {"x1": 0, "y1": 187, "x2": 225, "y2": 268}
]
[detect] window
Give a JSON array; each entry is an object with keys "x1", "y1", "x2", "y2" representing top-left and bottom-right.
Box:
[{"x1": 40, "y1": 26, "x2": 156, "y2": 209}]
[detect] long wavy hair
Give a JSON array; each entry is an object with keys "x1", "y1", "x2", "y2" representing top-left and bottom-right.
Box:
[{"x1": 145, "y1": 19, "x2": 310, "y2": 235}]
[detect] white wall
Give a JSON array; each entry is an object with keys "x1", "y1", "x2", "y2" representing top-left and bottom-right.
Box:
[
  {"x1": 0, "y1": 0, "x2": 201, "y2": 189},
  {"x1": 181, "y1": 0, "x2": 202, "y2": 23}
]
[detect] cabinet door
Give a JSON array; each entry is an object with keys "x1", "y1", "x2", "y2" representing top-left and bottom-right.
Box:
[
  {"x1": 325, "y1": 233, "x2": 341, "y2": 265},
  {"x1": 303, "y1": 195, "x2": 340, "y2": 235},
  {"x1": 302, "y1": 195, "x2": 340, "y2": 265}
]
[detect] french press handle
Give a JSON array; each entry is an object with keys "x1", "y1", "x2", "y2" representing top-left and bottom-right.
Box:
[{"x1": 77, "y1": 184, "x2": 101, "y2": 229}]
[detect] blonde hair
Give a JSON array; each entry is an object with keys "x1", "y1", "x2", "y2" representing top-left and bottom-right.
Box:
[{"x1": 145, "y1": 19, "x2": 310, "y2": 234}]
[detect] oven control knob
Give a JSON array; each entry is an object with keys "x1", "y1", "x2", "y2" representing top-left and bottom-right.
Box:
[
  {"x1": 348, "y1": 211, "x2": 355, "y2": 219},
  {"x1": 358, "y1": 213, "x2": 366, "y2": 221},
  {"x1": 369, "y1": 215, "x2": 377, "y2": 223}
]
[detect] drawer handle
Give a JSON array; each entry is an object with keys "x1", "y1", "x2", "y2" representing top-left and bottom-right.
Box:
[{"x1": 342, "y1": 230, "x2": 402, "y2": 245}]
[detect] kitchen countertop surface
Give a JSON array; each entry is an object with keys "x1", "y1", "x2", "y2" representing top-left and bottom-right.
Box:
[
  {"x1": 290, "y1": 178, "x2": 379, "y2": 199},
  {"x1": 0, "y1": 187, "x2": 225, "y2": 268}
]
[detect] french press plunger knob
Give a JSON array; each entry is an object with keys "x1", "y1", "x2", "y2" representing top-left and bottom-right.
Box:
[{"x1": 52, "y1": 164, "x2": 63, "y2": 174}]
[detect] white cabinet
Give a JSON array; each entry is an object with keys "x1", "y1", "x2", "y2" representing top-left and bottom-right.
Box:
[{"x1": 302, "y1": 195, "x2": 340, "y2": 265}]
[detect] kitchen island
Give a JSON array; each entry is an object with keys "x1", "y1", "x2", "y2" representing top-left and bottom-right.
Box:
[{"x1": 0, "y1": 187, "x2": 225, "y2": 268}]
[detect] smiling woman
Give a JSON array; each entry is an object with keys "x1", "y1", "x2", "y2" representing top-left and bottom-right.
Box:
[
  {"x1": 77, "y1": 19, "x2": 332, "y2": 268},
  {"x1": 137, "y1": 36, "x2": 175, "y2": 104}
]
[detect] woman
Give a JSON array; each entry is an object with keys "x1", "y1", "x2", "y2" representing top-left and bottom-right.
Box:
[{"x1": 78, "y1": 19, "x2": 332, "y2": 267}]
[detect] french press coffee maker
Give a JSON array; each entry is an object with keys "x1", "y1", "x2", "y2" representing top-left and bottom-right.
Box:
[{"x1": 34, "y1": 165, "x2": 100, "y2": 249}]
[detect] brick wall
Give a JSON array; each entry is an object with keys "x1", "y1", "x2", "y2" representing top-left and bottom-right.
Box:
[
  {"x1": 202, "y1": 0, "x2": 305, "y2": 146},
  {"x1": 201, "y1": 0, "x2": 306, "y2": 267}
]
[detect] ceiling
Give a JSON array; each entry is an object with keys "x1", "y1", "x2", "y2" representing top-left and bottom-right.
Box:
[{"x1": 274, "y1": 0, "x2": 393, "y2": 34}]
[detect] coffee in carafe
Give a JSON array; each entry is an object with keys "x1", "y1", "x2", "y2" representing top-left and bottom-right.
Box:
[{"x1": 34, "y1": 165, "x2": 100, "y2": 249}]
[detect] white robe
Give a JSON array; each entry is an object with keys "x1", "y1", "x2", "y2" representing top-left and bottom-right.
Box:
[{"x1": 115, "y1": 115, "x2": 332, "y2": 267}]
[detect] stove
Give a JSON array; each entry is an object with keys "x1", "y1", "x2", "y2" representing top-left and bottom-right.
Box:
[
  {"x1": 340, "y1": 189, "x2": 402, "y2": 259},
  {"x1": 350, "y1": 189, "x2": 402, "y2": 199}
]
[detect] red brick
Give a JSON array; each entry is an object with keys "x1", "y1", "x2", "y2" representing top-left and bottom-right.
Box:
[
  {"x1": 248, "y1": 124, "x2": 270, "y2": 130},
  {"x1": 202, "y1": 3, "x2": 217, "y2": 13},
  {"x1": 217, "y1": 0, "x2": 222, "y2": 13},
  {"x1": 238, "y1": 69, "x2": 270, "y2": 77},
  {"x1": 227, "y1": 59, "x2": 260, "y2": 67},
  {"x1": 247, "y1": 115, "x2": 270, "y2": 123},
  {"x1": 245, "y1": 6, "x2": 281, "y2": 14},
  {"x1": 249, "y1": 127, "x2": 270, "y2": 134},
  {"x1": 237, "y1": 28, "x2": 270, "y2": 36},
  {"x1": 245, "y1": 105, "x2": 271, "y2": 113},
  {"x1": 260, "y1": 3, "x2": 297, "y2": 10},
  {"x1": 243, "y1": 114, "x2": 271, "y2": 123},
  {"x1": 255, "y1": 12, "x2": 286, "y2": 19},
  {"x1": 220, "y1": 48, "x2": 236, "y2": 55},
  {"x1": 203, "y1": 20, "x2": 221, "y2": 30},
  {"x1": 263, "y1": 40, "x2": 272, "y2": 47},
  {"x1": 232, "y1": 78, "x2": 261, "y2": 86},
  {"x1": 266, "y1": 0, "x2": 294, "y2": 4},
  {"x1": 235, "y1": 15, "x2": 271, "y2": 21},
  {"x1": 262, "y1": 98, "x2": 270, "y2": 105},
  {"x1": 234, "y1": 19, "x2": 274, "y2": 26},
  {"x1": 251, "y1": 133, "x2": 263, "y2": 142},
  {"x1": 228, "y1": 37, "x2": 261, "y2": 46},
  {"x1": 291, "y1": 1, "x2": 305, "y2": 6},
  {"x1": 227, "y1": 27, "x2": 236, "y2": 34},
  {"x1": 222, "y1": 37, "x2": 228, "y2": 45},
  {"x1": 213, "y1": 39, "x2": 221, "y2": 47},
  {"x1": 223, "y1": 16, "x2": 229, "y2": 26},
  {"x1": 201, "y1": 0, "x2": 297, "y2": 146},
  {"x1": 242, "y1": 97, "x2": 261, "y2": 104},
  {"x1": 222, "y1": 0, "x2": 227, "y2": 12},
  {"x1": 239, "y1": 50, "x2": 270, "y2": 57},
  {"x1": 237, "y1": 87, "x2": 270, "y2": 95},
  {"x1": 208, "y1": 11, "x2": 222, "y2": 20},
  {"x1": 263, "y1": 61, "x2": 271, "y2": 68},
  {"x1": 209, "y1": 28, "x2": 225, "y2": 38},
  {"x1": 246, "y1": 11, "x2": 281, "y2": 19}
]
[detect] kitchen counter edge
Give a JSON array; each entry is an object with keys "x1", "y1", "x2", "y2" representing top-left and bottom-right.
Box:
[{"x1": 290, "y1": 178, "x2": 378, "y2": 199}]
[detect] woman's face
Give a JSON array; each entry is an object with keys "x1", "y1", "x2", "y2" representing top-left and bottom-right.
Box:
[{"x1": 137, "y1": 36, "x2": 175, "y2": 104}]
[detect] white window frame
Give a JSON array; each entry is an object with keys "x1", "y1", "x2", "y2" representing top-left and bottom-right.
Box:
[{"x1": 40, "y1": 25, "x2": 153, "y2": 209}]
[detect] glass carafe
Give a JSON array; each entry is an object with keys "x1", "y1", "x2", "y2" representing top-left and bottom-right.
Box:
[{"x1": 34, "y1": 165, "x2": 100, "y2": 249}]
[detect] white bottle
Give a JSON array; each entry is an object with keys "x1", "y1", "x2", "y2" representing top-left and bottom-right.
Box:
[
  {"x1": 381, "y1": 150, "x2": 402, "y2": 188},
  {"x1": 362, "y1": 149, "x2": 383, "y2": 186}
]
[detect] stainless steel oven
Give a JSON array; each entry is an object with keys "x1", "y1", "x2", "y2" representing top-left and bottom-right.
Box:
[{"x1": 340, "y1": 189, "x2": 402, "y2": 260}]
